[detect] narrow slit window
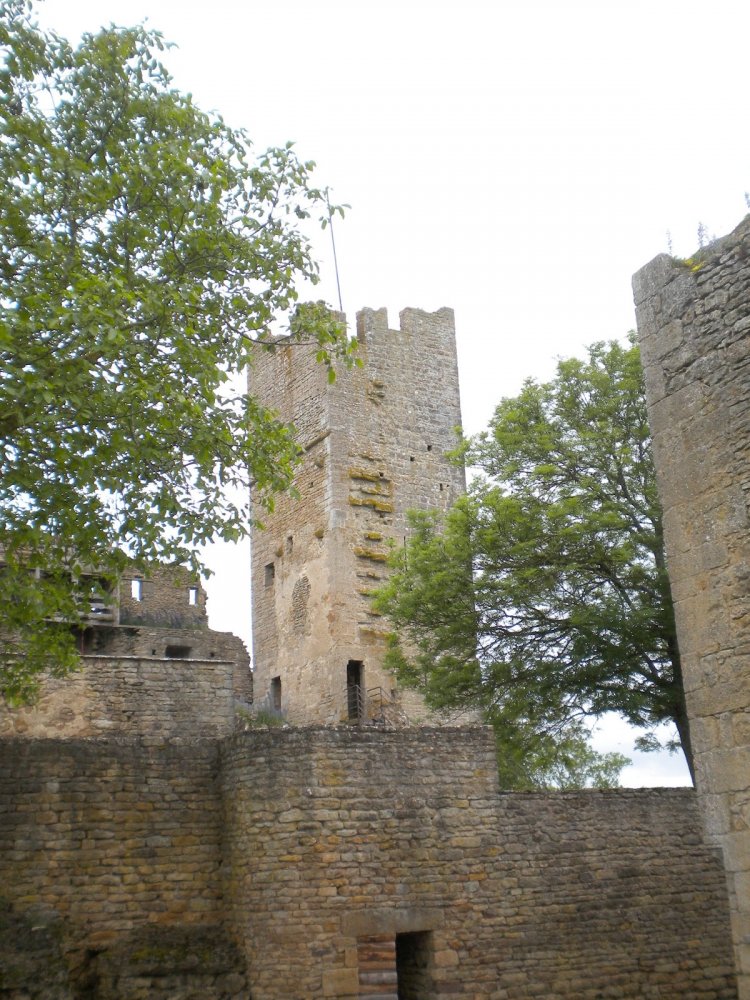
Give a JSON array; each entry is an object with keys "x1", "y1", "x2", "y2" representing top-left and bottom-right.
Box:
[
  {"x1": 264, "y1": 562, "x2": 275, "y2": 587},
  {"x1": 188, "y1": 586, "x2": 198, "y2": 606},
  {"x1": 131, "y1": 578, "x2": 143, "y2": 601},
  {"x1": 271, "y1": 676, "x2": 282, "y2": 711}
]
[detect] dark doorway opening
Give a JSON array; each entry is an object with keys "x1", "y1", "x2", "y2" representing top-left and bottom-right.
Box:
[
  {"x1": 165, "y1": 644, "x2": 191, "y2": 658},
  {"x1": 347, "y1": 660, "x2": 363, "y2": 721},
  {"x1": 396, "y1": 931, "x2": 434, "y2": 998}
]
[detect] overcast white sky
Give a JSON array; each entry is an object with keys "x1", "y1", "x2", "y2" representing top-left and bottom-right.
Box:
[{"x1": 36, "y1": 0, "x2": 749, "y2": 785}]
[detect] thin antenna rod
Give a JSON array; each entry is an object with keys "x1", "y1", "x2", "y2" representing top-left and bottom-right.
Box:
[{"x1": 326, "y1": 190, "x2": 343, "y2": 313}]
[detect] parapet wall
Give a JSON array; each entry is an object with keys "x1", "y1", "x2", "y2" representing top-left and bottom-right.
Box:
[
  {"x1": 634, "y1": 215, "x2": 750, "y2": 996},
  {"x1": 0, "y1": 655, "x2": 236, "y2": 739},
  {"x1": 221, "y1": 728, "x2": 735, "y2": 998},
  {"x1": 0, "y1": 727, "x2": 736, "y2": 997}
]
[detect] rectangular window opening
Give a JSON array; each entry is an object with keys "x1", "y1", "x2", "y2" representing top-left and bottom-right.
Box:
[
  {"x1": 165, "y1": 644, "x2": 192, "y2": 659},
  {"x1": 264, "y1": 562, "x2": 275, "y2": 587},
  {"x1": 188, "y1": 586, "x2": 198, "y2": 606},
  {"x1": 131, "y1": 578, "x2": 143, "y2": 601},
  {"x1": 271, "y1": 675, "x2": 282, "y2": 712}
]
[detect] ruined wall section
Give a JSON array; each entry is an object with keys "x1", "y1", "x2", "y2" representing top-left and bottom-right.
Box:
[
  {"x1": 634, "y1": 214, "x2": 750, "y2": 995},
  {"x1": 220, "y1": 727, "x2": 735, "y2": 999},
  {"x1": 117, "y1": 565, "x2": 207, "y2": 629}
]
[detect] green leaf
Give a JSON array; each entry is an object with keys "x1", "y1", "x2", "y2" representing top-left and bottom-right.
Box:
[
  {"x1": 376, "y1": 337, "x2": 691, "y2": 786},
  {"x1": 0, "y1": 2, "x2": 352, "y2": 702}
]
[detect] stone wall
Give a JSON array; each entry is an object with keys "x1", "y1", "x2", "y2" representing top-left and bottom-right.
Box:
[
  {"x1": 0, "y1": 655, "x2": 236, "y2": 739},
  {"x1": 117, "y1": 565, "x2": 207, "y2": 630},
  {"x1": 221, "y1": 727, "x2": 735, "y2": 999},
  {"x1": 249, "y1": 307, "x2": 465, "y2": 724},
  {"x1": 1, "y1": 727, "x2": 737, "y2": 997},
  {"x1": 634, "y1": 215, "x2": 750, "y2": 997},
  {"x1": 0, "y1": 562, "x2": 252, "y2": 737},
  {"x1": 0, "y1": 739, "x2": 224, "y2": 951}
]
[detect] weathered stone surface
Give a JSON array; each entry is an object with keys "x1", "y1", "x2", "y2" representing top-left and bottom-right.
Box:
[
  {"x1": 249, "y1": 307, "x2": 466, "y2": 725},
  {"x1": 0, "y1": 907, "x2": 72, "y2": 999},
  {"x1": 0, "y1": 656, "x2": 237, "y2": 739},
  {"x1": 219, "y1": 727, "x2": 736, "y2": 998},
  {"x1": 0, "y1": 565, "x2": 251, "y2": 739},
  {"x1": 93, "y1": 925, "x2": 248, "y2": 999},
  {"x1": 0, "y1": 727, "x2": 737, "y2": 997},
  {"x1": 634, "y1": 215, "x2": 750, "y2": 998}
]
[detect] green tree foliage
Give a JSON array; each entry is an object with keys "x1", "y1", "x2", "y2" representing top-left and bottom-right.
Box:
[
  {"x1": 0, "y1": 1, "x2": 354, "y2": 701},
  {"x1": 377, "y1": 338, "x2": 690, "y2": 788}
]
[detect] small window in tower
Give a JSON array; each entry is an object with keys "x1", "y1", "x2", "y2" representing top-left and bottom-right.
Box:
[
  {"x1": 286, "y1": 535, "x2": 293, "y2": 554},
  {"x1": 440, "y1": 483, "x2": 444, "y2": 491},
  {"x1": 271, "y1": 676, "x2": 282, "y2": 711},
  {"x1": 410, "y1": 456, "x2": 415, "y2": 462},
  {"x1": 131, "y1": 578, "x2": 143, "y2": 601},
  {"x1": 165, "y1": 644, "x2": 191, "y2": 658},
  {"x1": 264, "y1": 562, "x2": 275, "y2": 587},
  {"x1": 427, "y1": 444, "x2": 433, "y2": 451},
  {"x1": 188, "y1": 586, "x2": 198, "y2": 606}
]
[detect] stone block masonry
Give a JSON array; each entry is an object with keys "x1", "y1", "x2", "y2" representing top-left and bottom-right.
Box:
[
  {"x1": 0, "y1": 562, "x2": 252, "y2": 739},
  {"x1": 0, "y1": 655, "x2": 236, "y2": 739},
  {"x1": 0, "y1": 739, "x2": 225, "y2": 949},
  {"x1": 634, "y1": 215, "x2": 750, "y2": 996},
  {"x1": 219, "y1": 728, "x2": 734, "y2": 998},
  {"x1": 249, "y1": 307, "x2": 465, "y2": 725},
  {"x1": 0, "y1": 727, "x2": 737, "y2": 997}
]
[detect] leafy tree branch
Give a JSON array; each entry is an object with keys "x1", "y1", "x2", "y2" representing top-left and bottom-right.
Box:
[
  {"x1": 376, "y1": 338, "x2": 690, "y2": 788},
  {"x1": 0, "y1": 0, "x2": 356, "y2": 701}
]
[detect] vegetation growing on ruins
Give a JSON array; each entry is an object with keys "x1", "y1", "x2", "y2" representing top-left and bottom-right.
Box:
[
  {"x1": 376, "y1": 338, "x2": 690, "y2": 788},
  {"x1": 0, "y1": 1, "x2": 352, "y2": 701}
]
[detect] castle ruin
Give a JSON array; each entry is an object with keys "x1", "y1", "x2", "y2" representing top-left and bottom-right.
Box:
[{"x1": 0, "y1": 272, "x2": 747, "y2": 996}]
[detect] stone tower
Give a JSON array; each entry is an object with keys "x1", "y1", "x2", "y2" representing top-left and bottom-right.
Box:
[
  {"x1": 634, "y1": 216, "x2": 750, "y2": 997},
  {"x1": 249, "y1": 306, "x2": 465, "y2": 724}
]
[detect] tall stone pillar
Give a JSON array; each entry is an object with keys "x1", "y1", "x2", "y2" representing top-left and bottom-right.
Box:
[{"x1": 634, "y1": 216, "x2": 750, "y2": 996}]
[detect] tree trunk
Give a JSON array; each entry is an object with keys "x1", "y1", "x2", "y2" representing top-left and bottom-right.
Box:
[{"x1": 670, "y1": 641, "x2": 696, "y2": 786}]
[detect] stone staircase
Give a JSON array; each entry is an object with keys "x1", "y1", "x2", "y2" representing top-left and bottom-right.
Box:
[{"x1": 357, "y1": 935, "x2": 397, "y2": 999}]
